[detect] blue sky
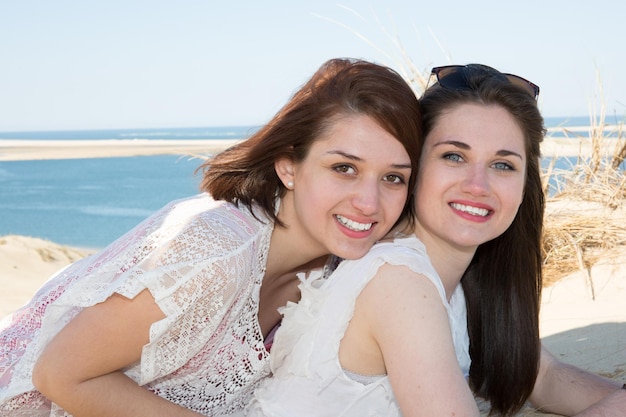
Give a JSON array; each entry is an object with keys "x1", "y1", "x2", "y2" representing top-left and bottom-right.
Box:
[{"x1": 0, "y1": 0, "x2": 623, "y2": 131}]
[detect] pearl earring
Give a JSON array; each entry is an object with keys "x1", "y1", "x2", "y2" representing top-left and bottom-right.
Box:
[{"x1": 287, "y1": 181, "x2": 294, "y2": 189}]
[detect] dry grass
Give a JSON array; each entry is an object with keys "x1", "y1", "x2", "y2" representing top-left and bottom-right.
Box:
[{"x1": 541, "y1": 110, "x2": 626, "y2": 288}]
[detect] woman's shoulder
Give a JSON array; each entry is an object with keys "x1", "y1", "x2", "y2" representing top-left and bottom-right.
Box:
[
  {"x1": 359, "y1": 234, "x2": 448, "y2": 301},
  {"x1": 163, "y1": 194, "x2": 265, "y2": 224},
  {"x1": 159, "y1": 194, "x2": 273, "y2": 245},
  {"x1": 363, "y1": 232, "x2": 424, "y2": 254},
  {"x1": 94, "y1": 194, "x2": 273, "y2": 278},
  {"x1": 321, "y1": 234, "x2": 439, "y2": 301},
  {"x1": 364, "y1": 234, "x2": 433, "y2": 270}
]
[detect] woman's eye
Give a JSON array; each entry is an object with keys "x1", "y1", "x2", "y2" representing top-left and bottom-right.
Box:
[
  {"x1": 493, "y1": 161, "x2": 514, "y2": 171},
  {"x1": 443, "y1": 152, "x2": 463, "y2": 162},
  {"x1": 384, "y1": 174, "x2": 405, "y2": 185},
  {"x1": 333, "y1": 164, "x2": 356, "y2": 174}
]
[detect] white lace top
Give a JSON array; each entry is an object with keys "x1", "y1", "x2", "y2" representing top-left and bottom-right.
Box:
[
  {"x1": 0, "y1": 194, "x2": 274, "y2": 416},
  {"x1": 243, "y1": 235, "x2": 470, "y2": 417}
]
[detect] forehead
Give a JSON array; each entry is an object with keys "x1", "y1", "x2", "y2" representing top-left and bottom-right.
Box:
[
  {"x1": 429, "y1": 103, "x2": 525, "y2": 149},
  {"x1": 307, "y1": 114, "x2": 410, "y2": 161}
]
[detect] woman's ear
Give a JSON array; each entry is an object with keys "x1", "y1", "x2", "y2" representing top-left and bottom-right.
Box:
[{"x1": 275, "y1": 158, "x2": 295, "y2": 190}]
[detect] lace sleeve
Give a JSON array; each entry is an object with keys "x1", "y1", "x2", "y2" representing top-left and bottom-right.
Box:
[
  {"x1": 120, "y1": 212, "x2": 265, "y2": 383},
  {"x1": 0, "y1": 195, "x2": 270, "y2": 397}
]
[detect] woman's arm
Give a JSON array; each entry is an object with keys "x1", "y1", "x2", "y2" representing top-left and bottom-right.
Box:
[
  {"x1": 361, "y1": 264, "x2": 480, "y2": 417},
  {"x1": 32, "y1": 289, "x2": 203, "y2": 417},
  {"x1": 529, "y1": 345, "x2": 626, "y2": 416}
]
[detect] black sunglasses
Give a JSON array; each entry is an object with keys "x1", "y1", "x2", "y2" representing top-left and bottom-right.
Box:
[{"x1": 430, "y1": 65, "x2": 540, "y2": 100}]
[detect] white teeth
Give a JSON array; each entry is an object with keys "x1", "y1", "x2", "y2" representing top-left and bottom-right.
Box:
[
  {"x1": 336, "y1": 215, "x2": 373, "y2": 231},
  {"x1": 450, "y1": 203, "x2": 489, "y2": 217}
]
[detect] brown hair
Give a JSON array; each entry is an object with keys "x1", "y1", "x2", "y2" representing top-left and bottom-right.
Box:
[
  {"x1": 420, "y1": 64, "x2": 545, "y2": 416},
  {"x1": 198, "y1": 58, "x2": 422, "y2": 227}
]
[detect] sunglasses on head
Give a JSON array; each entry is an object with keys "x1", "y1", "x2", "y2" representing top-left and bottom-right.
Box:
[{"x1": 429, "y1": 65, "x2": 540, "y2": 100}]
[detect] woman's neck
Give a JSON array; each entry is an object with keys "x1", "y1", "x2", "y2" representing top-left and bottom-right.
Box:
[
  {"x1": 260, "y1": 225, "x2": 329, "y2": 338},
  {"x1": 414, "y1": 232, "x2": 476, "y2": 301},
  {"x1": 265, "y1": 223, "x2": 328, "y2": 281}
]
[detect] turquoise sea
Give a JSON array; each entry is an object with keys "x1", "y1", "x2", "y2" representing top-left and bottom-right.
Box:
[{"x1": 0, "y1": 118, "x2": 623, "y2": 248}]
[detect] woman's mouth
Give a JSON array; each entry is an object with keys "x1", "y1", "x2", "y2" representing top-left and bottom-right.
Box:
[{"x1": 335, "y1": 215, "x2": 373, "y2": 231}]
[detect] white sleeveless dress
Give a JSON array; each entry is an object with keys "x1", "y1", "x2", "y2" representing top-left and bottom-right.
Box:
[{"x1": 244, "y1": 235, "x2": 471, "y2": 417}]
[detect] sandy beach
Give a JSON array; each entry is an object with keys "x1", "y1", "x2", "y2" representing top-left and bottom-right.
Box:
[
  {"x1": 0, "y1": 138, "x2": 243, "y2": 161},
  {"x1": 1, "y1": 136, "x2": 624, "y2": 415}
]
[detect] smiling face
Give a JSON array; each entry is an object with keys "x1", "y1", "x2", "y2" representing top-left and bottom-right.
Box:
[
  {"x1": 413, "y1": 103, "x2": 526, "y2": 255},
  {"x1": 276, "y1": 113, "x2": 413, "y2": 261}
]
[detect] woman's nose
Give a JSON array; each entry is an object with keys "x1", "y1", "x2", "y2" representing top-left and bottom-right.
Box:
[
  {"x1": 351, "y1": 180, "x2": 381, "y2": 215},
  {"x1": 461, "y1": 166, "x2": 490, "y2": 196}
]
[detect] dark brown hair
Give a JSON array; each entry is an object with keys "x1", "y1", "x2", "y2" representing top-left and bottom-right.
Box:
[
  {"x1": 420, "y1": 64, "x2": 545, "y2": 416},
  {"x1": 198, "y1": 58, "x2": 422, "y2": 227}
]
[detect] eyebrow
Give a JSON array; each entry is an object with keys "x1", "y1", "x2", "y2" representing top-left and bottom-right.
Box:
[
  {"x1": 434, "y1": 140, "x2": 524, "y2": 160},
  {"x1": 327, "y1": 150, "x2": 412, "y2": 170}
]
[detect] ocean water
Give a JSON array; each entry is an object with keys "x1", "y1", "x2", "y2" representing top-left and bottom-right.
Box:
[
  {"x1": 0, "y1": 155, "x2": 204, "y2": 248},
  {"x1": 0, "y1": 119, "x2": 623, "y2": 248}
]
